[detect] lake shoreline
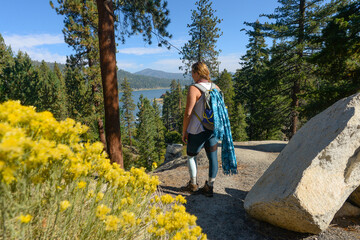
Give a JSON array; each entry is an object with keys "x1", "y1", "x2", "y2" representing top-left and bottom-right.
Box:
[{"x1": 119, "y1": 87, "x2": 170, "y2": 92}]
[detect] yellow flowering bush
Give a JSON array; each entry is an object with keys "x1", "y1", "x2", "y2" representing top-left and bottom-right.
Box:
[
  {"x1": 0, "y1": 101, "x2": 206, "y2": 239},
  {"x1": 17, "y1": 214, "x2": 32, "y2": 224},
  {"x1": 60, "y1": 200, "x2": 71, "y2": 212}
]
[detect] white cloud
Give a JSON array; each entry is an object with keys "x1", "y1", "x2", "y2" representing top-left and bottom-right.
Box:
[
  {"x1": 153, "y1": 58, "x2": 183, "y2": 73},
  {"x1": 23, "y1": 47, "x2": 67, "y2": 64},
  {"x1": 118, "y1": 47, "x2": 167, "y2": 55},
  {"x1": 3, "y1": 34, "x2": 64, "y2": 49},
  {"x1": 116, "y1": 61, "x2": 143, "y2": 70},
  {"x1": 151, "y1": 54, "x2": 243, "y2": 73},
  {"x1": 2, "y1": 34, "x2": 67, "y2": 63},
  {"x1": 151, "y1": 54, "x2": 244, "y2": 73},
  {"x1": 219, "y1": 53, "x2": 242, "y2": 73}
]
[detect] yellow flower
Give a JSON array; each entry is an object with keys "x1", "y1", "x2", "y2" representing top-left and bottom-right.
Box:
[
  {"x1": 172, "y1": 232, "x2": 182, "y2": 240},
  {"x1": 96, "y1": 192, "x2": 104, "y2": 202},
  {"x1": 104, "y1": 215, "x2": 120, "y2": 231},
  {"x1": 0, "y1": 161, "x2": 5, "y2": 171},
  {"x1": 96, "y1": 204, "x2": 111, "y2": 220},
  {"x1": 175, "y1": 195, "x2": 187, "y2": 204},
  {"x1": 119, "y1": 197, "x2": 134, "y2": 208},
  {"x1": 155, "y1": 227, "x2": 166, "y2": 236},
  {"x1": 2, "y1": 167, "x2": 16, "y2": 184},
  {"x1": 152, "y1": 162, "x2": 157, "y2": 170},
  {"x1": 160, "y1": 194, "x2": 174, "y2": 204},
  {"x1": 77, "y1": 181, "x2": 87, "y2": 189},
  {"x1": 149, "y1": 206, "x2": 159, "y2": 219},
  {"x1": 126, "y1": 197, "x2": 134, "y2": 205},
  {"x1": 18, "y1": 214, "x2": 32, "y2": 223},
  {"x1": 87, "y1": 190, "x2": 95, "y2": 198},
  {"x1": 120, "y1": 211, "x2": 136, "y2": 226},
  {"x1": 191, "y1": 226, "x2": 203, "y2": 237},
  {"x1": 60, "y1": 200, "x2": 71, "y2": 212}
]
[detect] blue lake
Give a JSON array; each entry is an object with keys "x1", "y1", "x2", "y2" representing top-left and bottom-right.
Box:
[{"x1": 119, "y1": 88, "x2": 170, "y2": 116}]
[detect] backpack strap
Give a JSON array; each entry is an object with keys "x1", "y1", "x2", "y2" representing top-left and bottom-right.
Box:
[{"x1": 193, "y1": 83, "x2": 207, "y2": 93}]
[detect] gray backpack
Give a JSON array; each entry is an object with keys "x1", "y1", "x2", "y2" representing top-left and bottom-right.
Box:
[{"x1": 192, "y1": 83, "x2": 217, "y2": 131}]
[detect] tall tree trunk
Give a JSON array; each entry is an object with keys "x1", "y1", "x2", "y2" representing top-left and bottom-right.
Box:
[
  {"x1": 96, "y1": 0, "x2": 123, "y2": 167},
  {"x1": 83, "y1": 0, "x2": 107, "y2": 152},
  {"x1": 289, "y1": 0, "x2": 305, "y2": 139}
]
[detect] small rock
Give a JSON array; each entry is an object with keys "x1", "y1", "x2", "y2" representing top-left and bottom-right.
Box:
[{"x1": 164, "y1": 144, "x2": 183, "y2": 162}]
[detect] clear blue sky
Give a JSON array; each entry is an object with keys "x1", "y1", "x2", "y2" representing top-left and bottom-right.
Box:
[{"x1": 0, "y1": 0, "x2": 279, "y2": 73}]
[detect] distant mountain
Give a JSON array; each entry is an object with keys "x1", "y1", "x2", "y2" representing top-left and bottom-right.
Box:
[
  {"x1": 32, "y1": 60, "x2": 191, "y2": 89},
  {"x1": 134, "y1": 68, "x2": 191, "y2": 81},
  {"x1": 118, "y1": 69, "x2": 191, "y2": 89}
]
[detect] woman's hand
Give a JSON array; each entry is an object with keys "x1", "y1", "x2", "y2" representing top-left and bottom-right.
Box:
[{"x1": 182, "y1": 132, "x2": 188, "y2": 144}]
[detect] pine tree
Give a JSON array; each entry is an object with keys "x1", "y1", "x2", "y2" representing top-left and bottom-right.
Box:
[
  {"x1": 120, "y1": 77, "x2": 136, "y2": 147},
  {"x1": 53, "y1": 62, "x2": 68, "y2": 120},
  {"x1": 215, "y1": 69, "x2": 234, "y2": 115},
  {"x1": 162, "y1": 80, "x2": 185, "y2": 133},
  {"x1": 304, "y1": 1, "x2": 360, "y2": 118},
  {"x1": 153, "y1": 98, "x2": 166, "y2": 163},
  {"x1": 35, "y1": 61, "x2": 66, "y2": 119},
  {"x1": 0, "y1": 34, "x2": 14, "y2": 102},
  {"x1": 64, "y1": 56, "x2": 93, "y2": 125},
  {"x1": 170, "y1": 80, "x2": 183, "y2": 133},
  {"x1": 231, "y1": 104, "x2": 248, "y2": 141},
  {"x1": 258, "y1": 0, "x2": 346, "y2": 138},
  {"x1": 51, "y1": 0, "x2": 106, "y2": 148},
  {"x1": 135, "y1": 95, "x2": 157, "y2": 170},
  {"x1": 0, "y1": 34, "x2": 14, "y2": 98},
  {"x1": 180, "y1": 0, "x2": 222, "y2": 77},
  {"x1": 215, "y1": 69, "x2": 247, "y2": 140},
  {"x1": 235, "y1": 20, "x2": 276, "y2": 140},
  {"x1": 162, "y1": 91, "x2": 172, "y2": 131},
  {"x1": 1, "y1": 51, "x2": 39, "y2": 107},
  {"x1": 0, "y1": 37, "x2": 68, "y2": 118}
]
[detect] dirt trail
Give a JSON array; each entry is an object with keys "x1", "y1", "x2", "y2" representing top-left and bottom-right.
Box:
[{"x1": 154, "y1": 141, "x2": 360, "y2": 240}]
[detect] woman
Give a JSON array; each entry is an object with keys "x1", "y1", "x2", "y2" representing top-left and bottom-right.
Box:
[{"x1": 181, "y1": 62, "x2": 220, "y2": 197}]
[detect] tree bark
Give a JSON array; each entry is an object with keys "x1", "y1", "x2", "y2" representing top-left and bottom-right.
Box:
[{"x1": 96, "y1": 0, "x2": 123, "y2": 167}]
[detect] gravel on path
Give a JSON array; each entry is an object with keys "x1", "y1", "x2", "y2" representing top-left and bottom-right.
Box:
[{"x1": 154, "y1": 141, "x2": 360, "y2": 240}]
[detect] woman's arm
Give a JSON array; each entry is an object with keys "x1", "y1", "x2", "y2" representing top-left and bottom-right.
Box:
[{"x1": 182, "y1": 86, "x2": 201, "y2": 144}]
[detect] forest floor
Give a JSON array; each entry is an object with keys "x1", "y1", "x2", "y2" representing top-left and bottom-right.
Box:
[{"x1": 153, "y1": 141, "x2": 360, "y2": 240}]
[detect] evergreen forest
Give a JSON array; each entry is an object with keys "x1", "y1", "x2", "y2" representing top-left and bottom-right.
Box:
[{"x1": 0, "y1": 0, "x2": 359, "y2": 171}]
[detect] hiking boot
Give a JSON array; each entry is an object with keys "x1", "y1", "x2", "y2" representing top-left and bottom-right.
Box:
[
  {"x1": 199, "y1": 181, "x2": 213, "y2": 197},
  {"x1": 180, "y1": 181, "x2": 199, "y2": 193}
]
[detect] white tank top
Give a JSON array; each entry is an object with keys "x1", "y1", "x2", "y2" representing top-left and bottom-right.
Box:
[{"x1": 187, "y1": 82, "x2": 212, "y2": 134}]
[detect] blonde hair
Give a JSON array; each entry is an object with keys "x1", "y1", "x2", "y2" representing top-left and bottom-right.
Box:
[{"x1": 191, "y1": 62, "x2": 210, "y2": 81}]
